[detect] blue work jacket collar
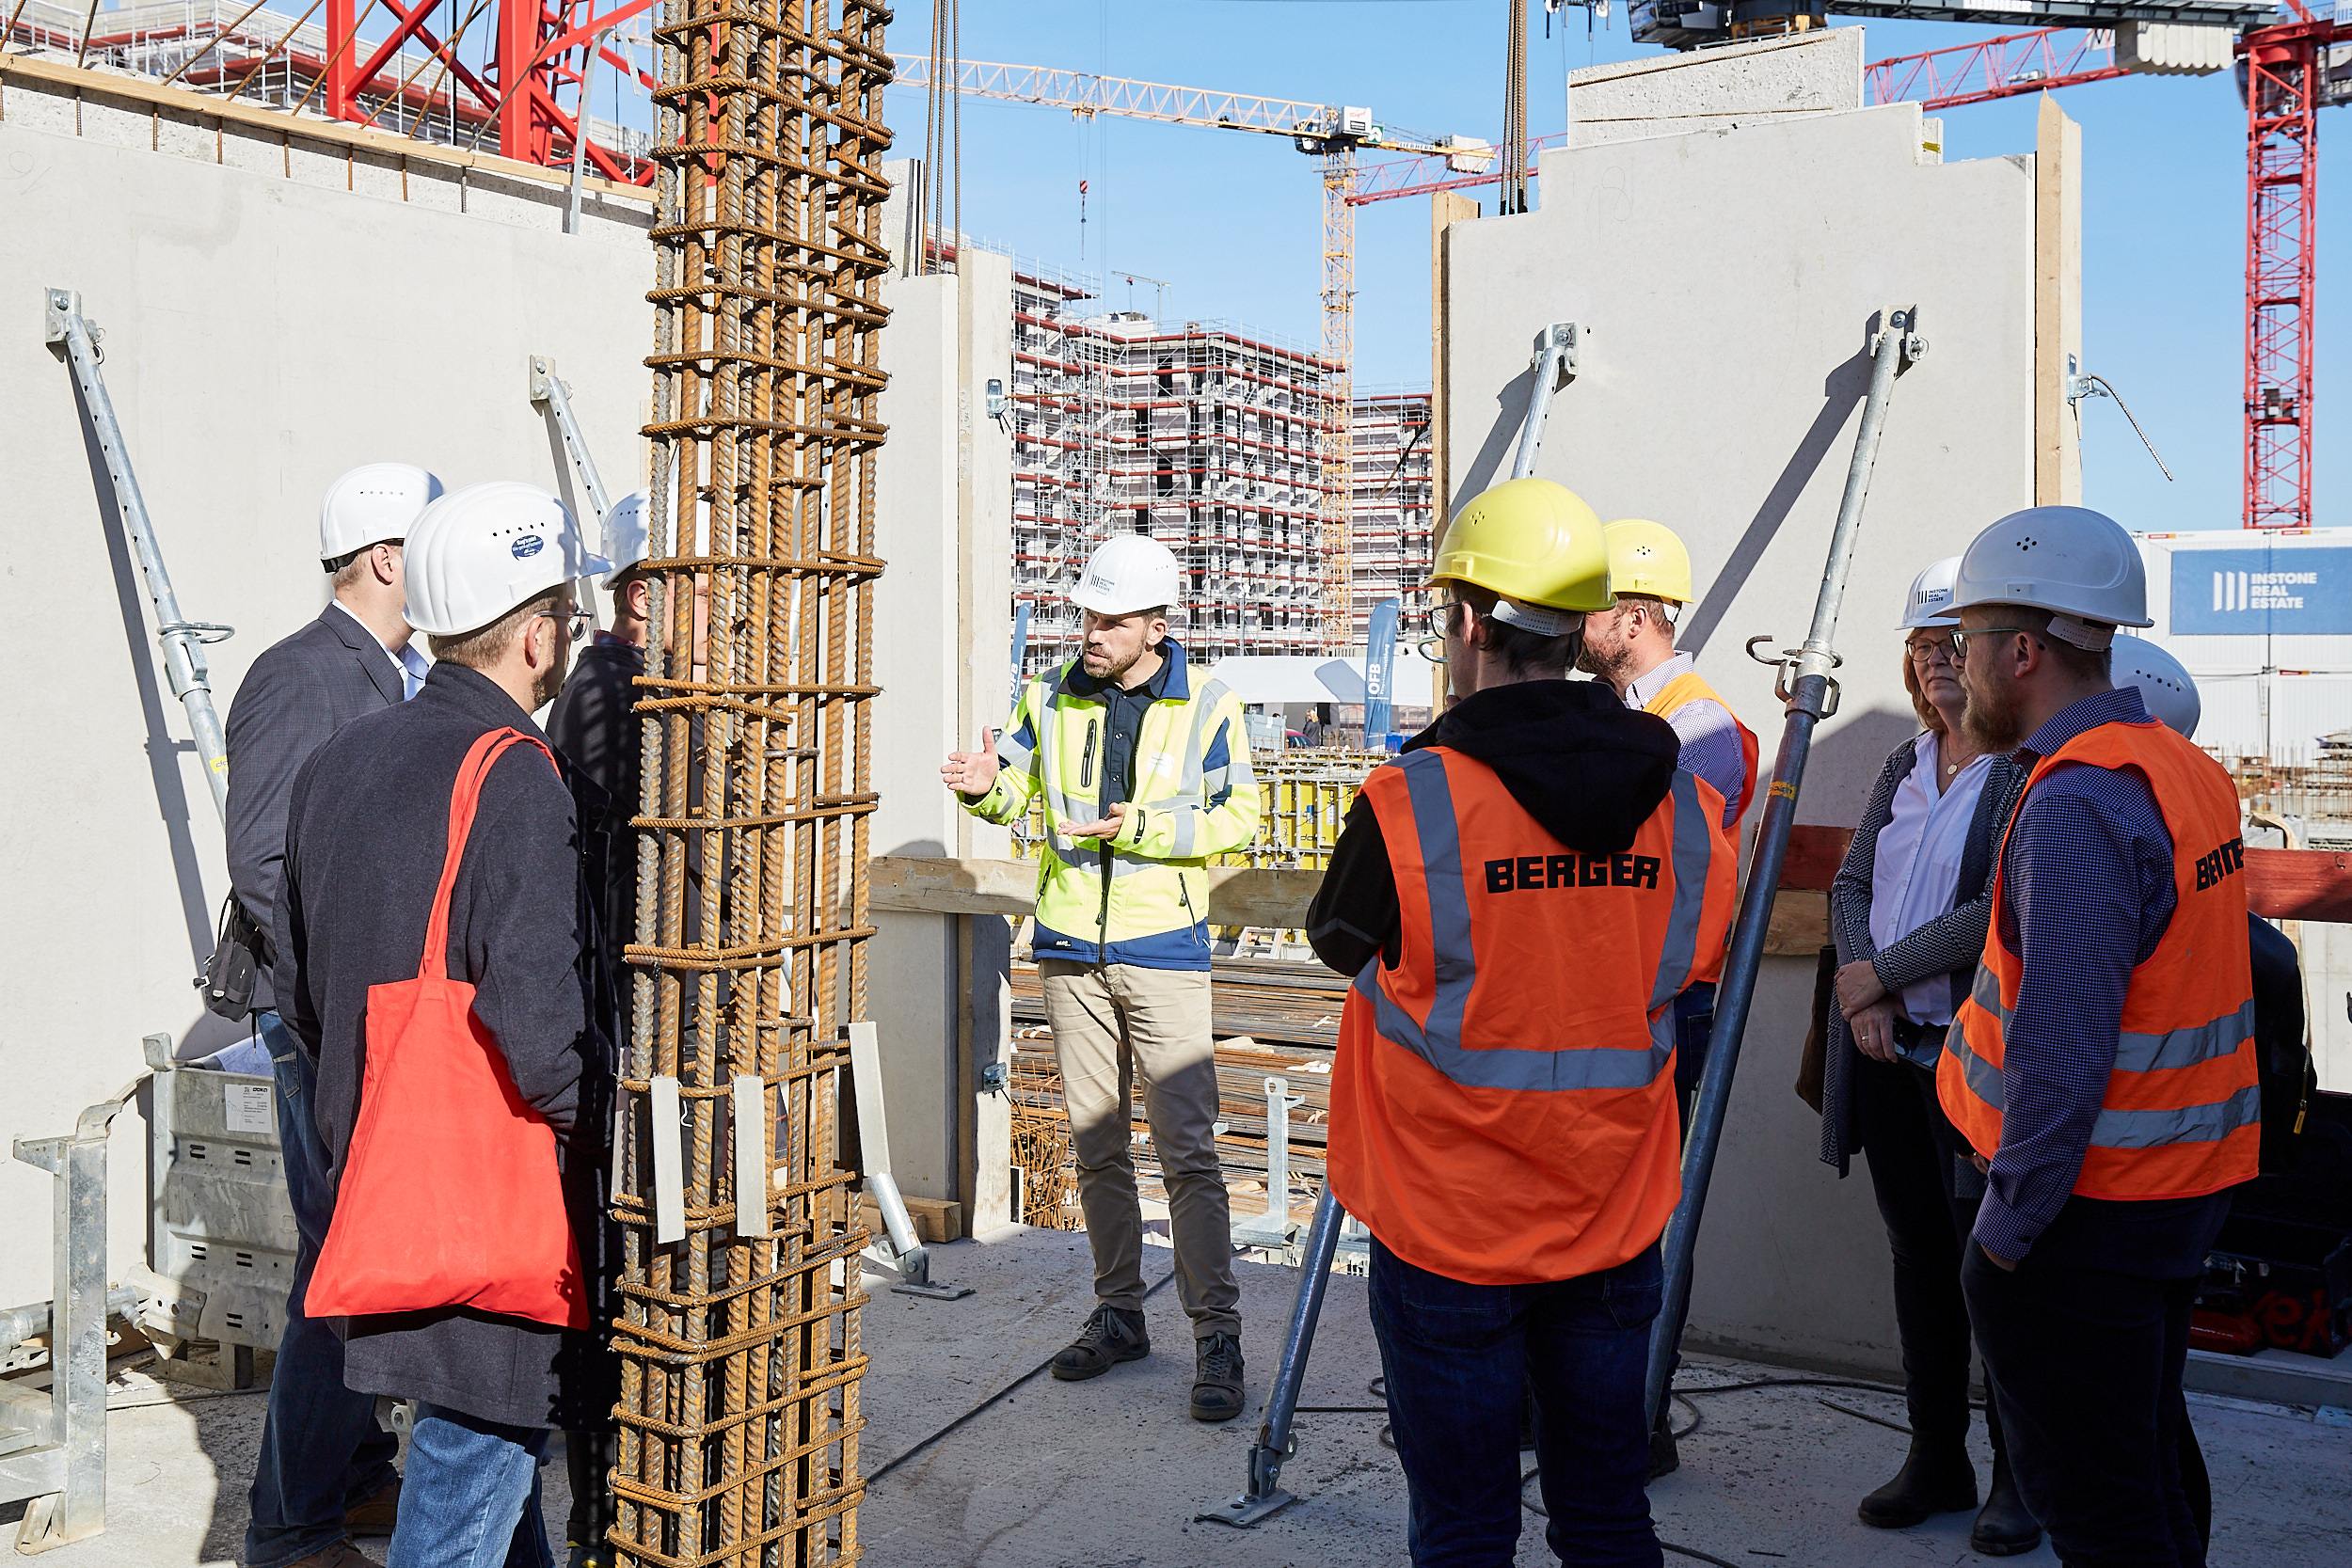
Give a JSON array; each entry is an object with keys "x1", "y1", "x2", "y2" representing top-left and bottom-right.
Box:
[{"x1": 1057, "y1": 636, "x2": 1192, "y2": 703}]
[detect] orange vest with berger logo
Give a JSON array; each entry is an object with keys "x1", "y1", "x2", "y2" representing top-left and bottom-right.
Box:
[
  {"x1": 1938, "y1": 719, "x2": 2258, "y2": 1201},
  {"x1": 1327, "y1": 748, "x2": 1737, "y2": 1286},
  {"x1": 1645, "y1": 670, "x2": 1760, "y2": 824}
]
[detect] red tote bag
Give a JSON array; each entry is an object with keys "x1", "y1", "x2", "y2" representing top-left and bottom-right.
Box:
[{"x1": 305, "y1": 728, "x2": 588, "y2": 1330}]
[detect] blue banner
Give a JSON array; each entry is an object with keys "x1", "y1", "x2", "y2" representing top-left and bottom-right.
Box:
[
  {"x1": 1009, "y1": 600, "x2": 1031, "y2": 708},
  {"x1": 1364, "y1": 597, "x2": 1401, "y2": 742},
  {"x1": 2170, "y1": 546, "x2": 2352, "y2": 636}
]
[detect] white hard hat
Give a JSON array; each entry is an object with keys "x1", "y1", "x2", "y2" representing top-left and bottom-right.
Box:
[
  {"x1": 403, "y1": 481, "x2": 612, "y2": 636},
  {"x1": 1898, "y1": 556, "x2": 1963, "y2": 629},
  {"x1": 1950, "y1": 506, "x2": 2153, "y2": 644},
  {"x1": 320, "y1": 463, "x2": 442, "y2": 562},
  {"x1": 1071, "y1": 532, "x2": 1182, "y2": 615},
  {"x1": 600, "y1": 490, "x2": 649, "y2": 582},
  {"x1": 2112, "y1": 636, "x2": 2201, "y2": 741}
]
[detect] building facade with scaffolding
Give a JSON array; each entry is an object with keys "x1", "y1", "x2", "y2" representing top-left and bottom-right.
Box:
[
  {"x1": 1004, "y1": 257, "x2": 1346, "y2": 679},
  {"x1": 1348, "y1": 389, "x2": 1435, "y2": 645}
]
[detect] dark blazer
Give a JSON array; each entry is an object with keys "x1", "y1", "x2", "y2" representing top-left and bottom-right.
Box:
[
  {"x1": 276, "y1": 660, "x2": 609, "y2": 1431},
  {"x1": 1818, "y1": 736, "x2": 2027, "y2": 1176},
  {"x1": 226, "y1": 604, "x2": 407, "y2": 1006}
]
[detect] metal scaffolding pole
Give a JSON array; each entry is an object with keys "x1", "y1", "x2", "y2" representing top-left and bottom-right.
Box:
[
  {"x1": 44, "y1": 288, "x2": 234, "y2": 824},
  {"x1": 612, "y1": 0, "x2": 893, "y2": 1560},
  {"x1": 1642, "y1": 308, "x2": 1927, "y2": 1426}
]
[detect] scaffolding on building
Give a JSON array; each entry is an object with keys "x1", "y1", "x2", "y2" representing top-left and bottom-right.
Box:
[
  {"x1": 997, "y1": 247, "x2": 1346, "y2": 678},
  {"x1": 1349, "y1": 388, "x2": 1435, "y2": 646}
]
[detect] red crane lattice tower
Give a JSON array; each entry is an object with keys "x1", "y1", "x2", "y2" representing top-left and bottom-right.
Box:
[{"x1": 2243, "y1": 16, "x2": 2333, "y2": 530}]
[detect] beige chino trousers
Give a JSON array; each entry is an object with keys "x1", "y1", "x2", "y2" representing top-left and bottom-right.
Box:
[{"x1": 1039, "y1": 958, "x2": 1240, "y2": 1340}]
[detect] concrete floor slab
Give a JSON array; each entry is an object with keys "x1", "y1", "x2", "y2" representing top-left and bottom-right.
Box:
[{"x1": 19, "y1": 1225, "x2": 2352, "y2": 1565}]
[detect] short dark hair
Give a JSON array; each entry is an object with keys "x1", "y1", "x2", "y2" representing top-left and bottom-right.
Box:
[
  {"x1": 430, "y1": 587, "x2": 561, "y2": 669},
  {"x1": 1455, "y1": 584, "x2": 1581, "y2": 677},
  {"x1": 2014, "y1": 608, "x2": 2112, "y2": 681}
]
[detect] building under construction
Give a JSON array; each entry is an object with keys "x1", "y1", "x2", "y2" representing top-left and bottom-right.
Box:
[
  {"x1": 1348, "y1": 389, "x2": 1436, "y2": 645},
  {"x1": 1004, "y1": 260, "x2": 1345, "y2": 677}
]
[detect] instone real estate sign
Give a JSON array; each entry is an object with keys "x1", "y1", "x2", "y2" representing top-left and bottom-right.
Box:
[{"x1": 2169, "y1": 546, "x2": 2352, "y2": 637}]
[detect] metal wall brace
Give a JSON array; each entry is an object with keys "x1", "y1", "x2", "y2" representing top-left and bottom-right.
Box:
[
  {"x1": 46, "y1": 288, "x2": 233, "y2": 823},
  {"x1": 0, "y1": 1081, "x2": 140, "y2": 1552},
  {"x1": 527, "y1": 355, "x2": 612, "y2": 630},
  {"x1": 846, "y1": 1022, "x2": 971, "y2": 1301},
  {"x1": 1509, "y1": 321, "x2": 1581, "y2": 481},
  {"x1": 1198, "y1": 1186, "x2": 1346, "y2": 1528},
  {"x1": 1643, "y1": 309, "x2": 1928, "y2": 1424}
]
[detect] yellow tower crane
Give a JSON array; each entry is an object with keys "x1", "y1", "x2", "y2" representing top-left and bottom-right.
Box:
[{"x1": 891, "y1": 56, "x2": 1488, "y2": 648}]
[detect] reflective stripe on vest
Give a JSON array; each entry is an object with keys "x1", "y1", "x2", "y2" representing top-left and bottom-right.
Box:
[
  {"x1": 1347, "y1": 751, "x2": 1724, "y2": 1092},
  {"x1": 1645, "y1": 669, "x2": 1759, "y2": 823},
  {"x1": 1937, "y1": 719, "x2": 2258, "y2": 1201}
]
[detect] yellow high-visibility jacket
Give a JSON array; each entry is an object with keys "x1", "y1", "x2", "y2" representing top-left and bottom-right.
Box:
[{"x1": 961, "y1": 640, "x2": 1259, "y2": 968}]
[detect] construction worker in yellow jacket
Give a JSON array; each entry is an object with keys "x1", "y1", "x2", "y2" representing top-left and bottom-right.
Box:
[
  {"x1": 1311, "y1": 478, "x2": 1738, "y2": 1566},
  {"x1": 943, "y1": 533, "x2": 1260, "y2": 1422}
]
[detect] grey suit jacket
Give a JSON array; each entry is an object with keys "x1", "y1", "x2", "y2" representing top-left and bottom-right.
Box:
[{"x1": 226, "y1": 605, "x2": 405, "y2": 1005}]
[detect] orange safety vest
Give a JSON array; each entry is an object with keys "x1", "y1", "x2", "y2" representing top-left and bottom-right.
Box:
[
  {"x1": 1938, "y1": 720, "x2": 2258, "y2": 1201},
  {"x1": 1645, "y1": 669, "x2": 1760, "y2": 824},
  {"x1": 1327, "y1": 748, "x2": 1738, "y2": 1286}
]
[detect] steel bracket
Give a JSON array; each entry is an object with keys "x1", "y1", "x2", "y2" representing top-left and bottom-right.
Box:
[{"x1": 1745, "y1": 635, "x2": 1842, "y2": 718}]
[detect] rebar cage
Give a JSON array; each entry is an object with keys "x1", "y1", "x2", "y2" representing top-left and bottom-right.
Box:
[{"x1": 615, "y1": 0, "x2": 892, "y2": 1561}]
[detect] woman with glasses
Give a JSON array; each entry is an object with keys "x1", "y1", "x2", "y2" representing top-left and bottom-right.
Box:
[{"x1": 1818, "y1": 558, "x2": 2038, "y2": 1556}]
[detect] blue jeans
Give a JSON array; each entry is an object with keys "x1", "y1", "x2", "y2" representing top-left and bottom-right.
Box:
[
  {"x1": 246, "y1": 1013, "x2": 401, "y2": 1568},
  {"x1": 387, "y1": 1404, "x2": 553, "y2": 1568},
  {"x1": 1371, "y1": 1237, "x2": 1664, "y2": 1568}
]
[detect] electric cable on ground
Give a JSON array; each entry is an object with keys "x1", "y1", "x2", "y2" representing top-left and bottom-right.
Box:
[{"x1": 866, "y1": 1266, "x2": 1180, "y2": 1484}]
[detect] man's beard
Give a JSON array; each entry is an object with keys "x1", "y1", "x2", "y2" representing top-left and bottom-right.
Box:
[
  {"x1": 1576, "y1": 629, "x2": 1630, "y2": 686},
  {"x1": 1084, "y1": 642, "x2": 1143, "y2": 681},
  {"x1": 1963, "y1": 660, "x2": 2023, "y2": 752}
]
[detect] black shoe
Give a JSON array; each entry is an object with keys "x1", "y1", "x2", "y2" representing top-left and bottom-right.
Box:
[
  {"x1": 1970, "y1": 1449, "x2": 2042, "y2": 1557},
  {"x1": 1857, "y1": 1442, "x2": 1979, "y2": 1528},
  {"x1": 1050, "y1": 1304, "x2": 1150, "y2": 1381},
  {"x1": 1190, "y1": 1332, "x2": 1247, "y2": 1422},
  {"x1": 1646, "y1": 1406, "x2": 1678, "y2": 1480}
]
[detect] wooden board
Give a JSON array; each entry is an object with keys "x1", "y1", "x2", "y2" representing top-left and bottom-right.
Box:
[
  {"x1": 1777, "y1": 825, "x2": 1855, "y2": 893},
  {"x1": 2247, "y1": 848, "x2": 2352, "y2": 924}
]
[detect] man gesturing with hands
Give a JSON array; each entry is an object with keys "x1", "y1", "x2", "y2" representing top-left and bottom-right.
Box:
[{"x1": 944, "y1": 535, "x2": 1259, "y2": 1423}]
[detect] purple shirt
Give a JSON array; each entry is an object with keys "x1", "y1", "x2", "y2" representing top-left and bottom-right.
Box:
[{"x1": 1972, "y1": 687, "x2": 2177, "y2": 1261}]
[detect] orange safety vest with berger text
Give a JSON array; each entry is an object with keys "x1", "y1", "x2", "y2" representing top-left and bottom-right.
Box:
[
  {"x1": 1938, "y1": 719, "x2": 2258, "y2": 1202},
  {"x1": 1645, "y1": 670, "x2": 1760, "y2": 824},
  {"x1": 1327, "y1": 747, "x2": 1738, "y2": 1286}
]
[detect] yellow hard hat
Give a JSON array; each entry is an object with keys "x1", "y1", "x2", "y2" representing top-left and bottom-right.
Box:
[
  {"x1": 1426, "y1": 478, "x2": 1613, "y2": 616},
  {"x1": 1602, "y1": 519, "x2": 1693, "y2": 604}
]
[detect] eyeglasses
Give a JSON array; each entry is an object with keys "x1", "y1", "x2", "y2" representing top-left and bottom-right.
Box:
[
  {"x1": 1904, "y1": 635, "x2": 1957, "y2": 666},
  {"x1": 1410, "y1": 600, "x2": 1470, "y2": 663},
  {"x1": 536, "y1": 605, "x2": 591, "y2": 644},
  {"x1": 1947, "y1": 626, "x2": 2034, "y2": 662}
]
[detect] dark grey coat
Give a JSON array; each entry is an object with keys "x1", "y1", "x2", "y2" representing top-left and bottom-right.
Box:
[
  {"x1": 1819, "y1": 737, "x2": 2027, "y2": 1176},
  {"x1": 226, "y1": 604, "x2": 407, "y2": 1006},
  {"x1": 276, "y1": 660, "x2": 610, "y2": 1430}
]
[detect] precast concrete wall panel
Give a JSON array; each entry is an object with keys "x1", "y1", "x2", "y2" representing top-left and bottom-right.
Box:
[
  {"x1": 0, "y1": 99, "x2": 652, "y2": 1304},
  {"x1": 1444, "y1": 99, "x2": 2040, "y2": 1374}
]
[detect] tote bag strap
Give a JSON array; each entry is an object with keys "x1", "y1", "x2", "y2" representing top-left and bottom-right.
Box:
[{"x1": 418, "y1": 728, "x2": 561, "y2": 981}]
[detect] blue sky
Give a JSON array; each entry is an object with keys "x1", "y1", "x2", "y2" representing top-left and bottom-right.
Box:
[{"x1": 885, "y1": 2, "x2": 2344, "y2": 533}]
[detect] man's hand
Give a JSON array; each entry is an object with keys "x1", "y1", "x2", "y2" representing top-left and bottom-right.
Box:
[
  {"x1": 1057, "y1": 801, "x2": 1131, "y2": 841},
  {"x1": 1979, "y1": 1240, "x2": 2018, "y2": 1273},
  {"x1": 1836, "y1": 959, "x2": 1888, "y2": 1017},
  {"x1": 1850, "y1": 998, "x2": 1902, "y2": 1064},
  {"x1": 942, "y1": 726, "x2": 1000, "y2": 799}
]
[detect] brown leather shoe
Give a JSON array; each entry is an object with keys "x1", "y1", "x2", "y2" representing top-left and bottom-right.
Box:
[
  {"x1": 281, "y1": 1543, "x2": 374, "y2": 1568},
  {"x1": 342, "y1": 1477, "x2": 401, "y2": 1536}
]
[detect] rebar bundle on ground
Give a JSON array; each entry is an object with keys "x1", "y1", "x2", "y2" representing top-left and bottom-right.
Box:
[{"x1": 614, "y1": 1, "x2": 892, "y2": 1561}]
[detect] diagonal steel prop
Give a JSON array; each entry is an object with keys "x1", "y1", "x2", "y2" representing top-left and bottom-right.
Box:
[{"x1": 1642, "y1": 307, "x2": 1928, "y2": 1427}]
